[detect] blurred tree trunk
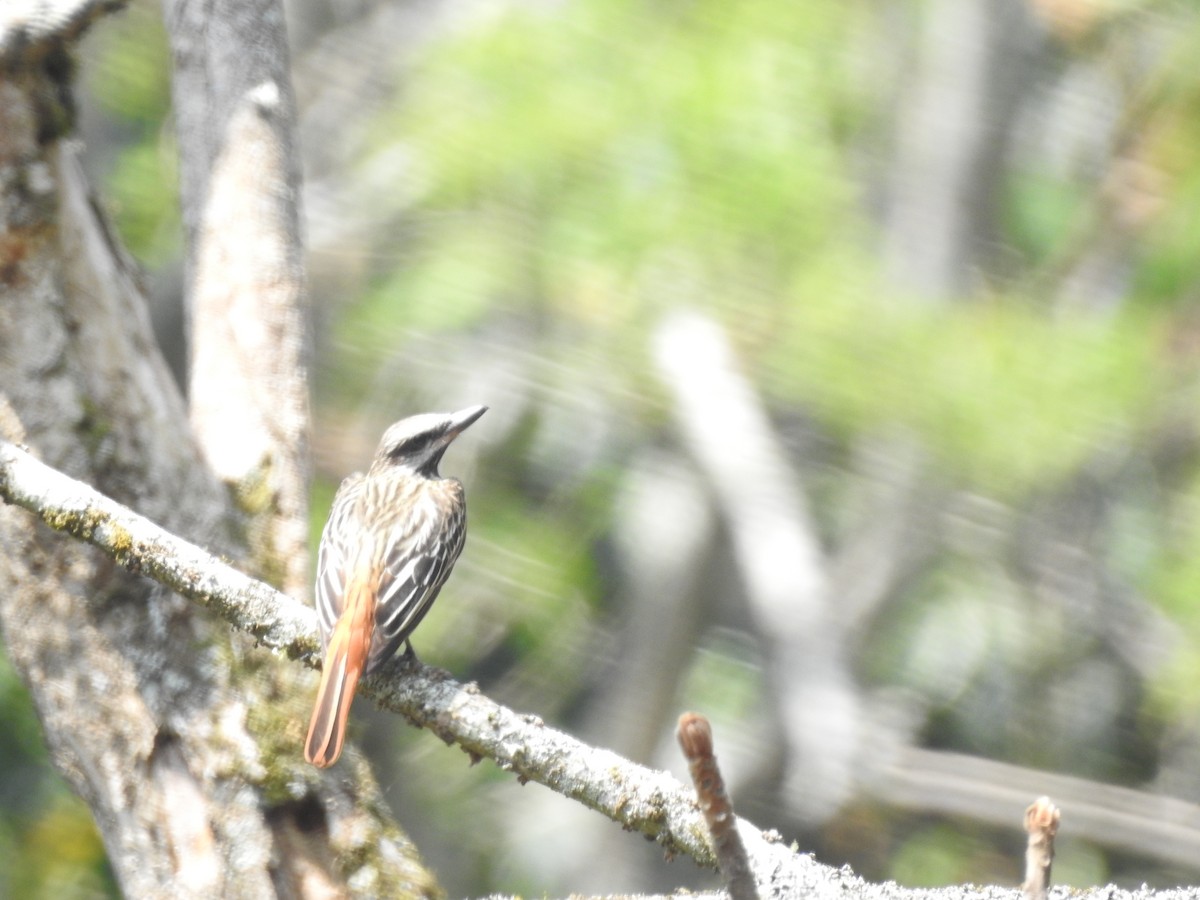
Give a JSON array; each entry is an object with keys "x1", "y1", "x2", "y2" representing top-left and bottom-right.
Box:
[
  {"x1": 883, "y1": 0, "x2": 1044, "y2": 298},
  {"x1": 0, "y1": 3, "x2": 437, "y2": 896}
]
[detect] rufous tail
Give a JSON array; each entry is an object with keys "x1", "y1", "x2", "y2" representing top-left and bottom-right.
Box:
[{"x1": 305, "y1": 582, "x2": 375, "y2": 767}]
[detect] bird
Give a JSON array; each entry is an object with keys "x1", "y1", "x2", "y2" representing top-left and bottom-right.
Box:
[{"x1": 304, "y1": 405, "x2": 487, "y2": 768}]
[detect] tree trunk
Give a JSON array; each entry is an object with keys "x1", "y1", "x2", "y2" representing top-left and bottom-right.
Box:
[
  {"x1": 0, "y1": 6, "x2": 437, "y2": 897},
  {"x1": 165, "y1": 0, "x2": 312, "y2": 600}
]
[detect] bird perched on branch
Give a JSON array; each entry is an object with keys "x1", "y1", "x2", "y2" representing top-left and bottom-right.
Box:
[{"x1": 305, "y1": 405, "x2": 487, "y2": 768}]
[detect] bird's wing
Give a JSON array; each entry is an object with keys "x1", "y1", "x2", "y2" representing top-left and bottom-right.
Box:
[
  {"x1": 314, "y1": 472, "x2": 367, "y2": 648},
  {"x1": 368, "y1": 481, "x2": 467, "y2": 671}
]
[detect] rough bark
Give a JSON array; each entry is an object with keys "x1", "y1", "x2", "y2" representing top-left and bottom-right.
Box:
[{"x1": 0, "y1": 8, "x2": 436, "y2": 897}]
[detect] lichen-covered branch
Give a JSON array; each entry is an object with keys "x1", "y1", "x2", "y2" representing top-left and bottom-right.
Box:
[
  {"x1": 11, "y1": 443, "x2": 1200, "y2": 900},
  {"x1": 0, "y1": 437, "x2": 320, "y2": 665},
  {"x1": 0, "y1": 436, "x2": 820, "y2": 895}
]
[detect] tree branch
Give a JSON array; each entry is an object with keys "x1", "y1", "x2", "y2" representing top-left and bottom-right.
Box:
[
  {"x1": 0, "y1": 437, "x2": 317, "y2": 663},
  {"x1": 7, "y1": 438, "x2": 1200, "y2": 899},
  {"x1": 655, "y1": 309, "x2": 861, "y2": 822},
  {"x1": 0, "y1": 437, "x2": 813, "y2": 893},
  {"x1": 874, "y1": 744, "x2": 1200, "y2": 868}
]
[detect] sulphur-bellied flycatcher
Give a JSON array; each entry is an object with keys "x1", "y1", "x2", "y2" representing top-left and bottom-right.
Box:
[{"x1": 305, "y1": 405, "x2": 487, "y2": 768}]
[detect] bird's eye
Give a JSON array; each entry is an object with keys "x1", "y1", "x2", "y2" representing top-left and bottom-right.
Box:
[{"x1": 389, "y1": 434, "x2": 432, "y2": 458}]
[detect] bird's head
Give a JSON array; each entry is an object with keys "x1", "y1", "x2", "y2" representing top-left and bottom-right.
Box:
[{"x1": 371, "y1": 405, "x2": 487, "y2": 477}]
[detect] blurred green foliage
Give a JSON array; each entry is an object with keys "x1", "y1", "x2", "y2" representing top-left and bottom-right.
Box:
[
  {"x1": 84, "y1": 1, "x2": 180, "y2": 266},
  {"x1": 343, "y1": 0, "x2": 1189, "y2": 502},
  {"x1": 890, "y1": 822, "x2": 1001, "y2": 887},
  {"x1": 0, "y1": 654, "x2": 116, "y2": 898},
  {"x1": 771, "y1": 300, "x2": 1165, "y2": 493}
]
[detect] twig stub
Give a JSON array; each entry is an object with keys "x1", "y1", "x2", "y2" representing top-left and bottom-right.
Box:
[
  {"x1": 677, "y1": 712, "x2": 759, "y2": 900},
  {"x1": 1022, "y1": 796, "x2": 1060, "y2": 900}
]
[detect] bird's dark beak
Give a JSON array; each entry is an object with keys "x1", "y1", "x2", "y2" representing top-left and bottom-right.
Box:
[{"x1": 444, "y1": 405, "x2": 488, "y2": 441}]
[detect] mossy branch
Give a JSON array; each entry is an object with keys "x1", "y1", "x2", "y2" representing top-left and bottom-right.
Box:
[
  {"x1": 8, "y1": 438, "x2": 1200, "y2": 900},
  {"x1": 0, "y1": 437, "x2": 813, "y2": 893}
]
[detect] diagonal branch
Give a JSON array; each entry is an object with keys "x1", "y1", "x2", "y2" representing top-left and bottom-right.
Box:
[
  {"x1": 0, "y1": 436, "x2": 816, "y2": 893},
  {"x1": 655, "y1": 310, "x2": 860, "y2": 822},
  {"x1": 0, "y1": 437, "x2": 317, "y2": 662},
  {"x1": 10, "y1": 436, "x2": 1200, "y2": 899}
]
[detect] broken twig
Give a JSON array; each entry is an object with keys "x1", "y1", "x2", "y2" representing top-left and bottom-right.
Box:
[{"x1": 677, "y1": 712, "x2": 759, "y2": 900}]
